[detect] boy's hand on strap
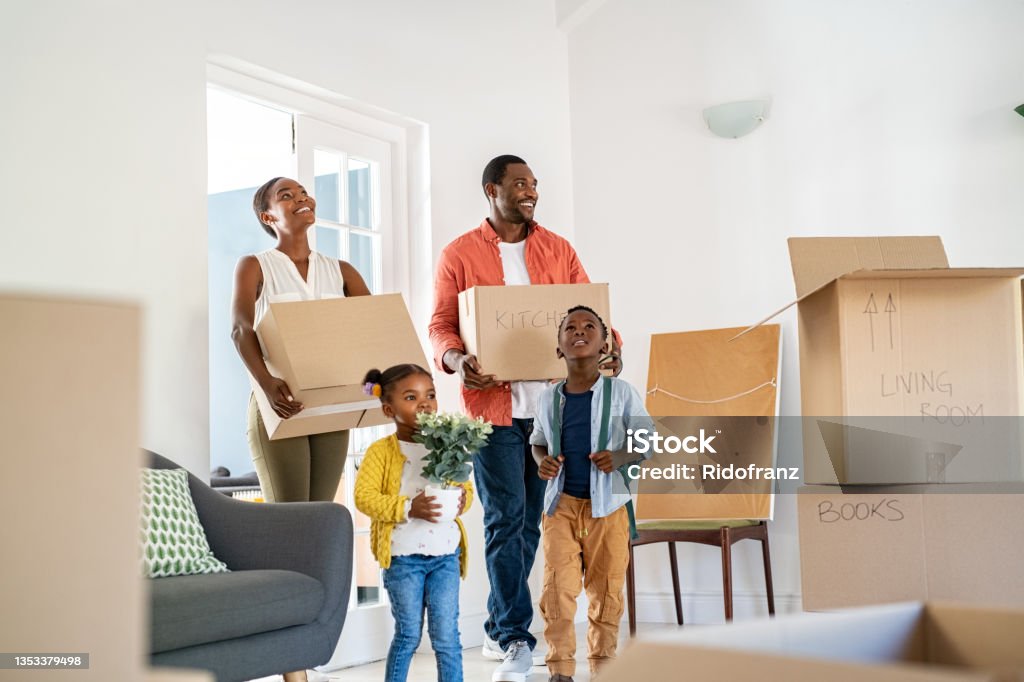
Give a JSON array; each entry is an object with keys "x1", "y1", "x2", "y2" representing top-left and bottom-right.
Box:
[
  {"x1": 458, "y1": 488, "x2": 467, "y2": 515},
  {"x1": 539, "y1": 455, "x2": 564, "y2": 480},
  {"x1": 409, "y1": 491, "x2": 441, "y2": 523},
  {"x1": 589, "y1": 450, "x2": 615, "y2": 473}
]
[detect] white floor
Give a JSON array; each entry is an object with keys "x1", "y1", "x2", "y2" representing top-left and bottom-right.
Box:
[{"x1": 250, "y1": 622, "x2": 681, "y2": 682}]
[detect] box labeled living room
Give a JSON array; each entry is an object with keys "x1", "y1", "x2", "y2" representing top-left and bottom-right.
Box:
[{"x1": 755, "y1": 236, "x2": 1024, "y2": 485}]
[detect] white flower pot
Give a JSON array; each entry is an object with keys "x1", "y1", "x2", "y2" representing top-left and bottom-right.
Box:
[{"x1": 425, "y1": 485, "x2": 462, "y2": 523}]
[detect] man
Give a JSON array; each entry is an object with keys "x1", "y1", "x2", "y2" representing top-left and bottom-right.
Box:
[{"x1": 429, "y1": 155, "x2": 621, "y2": 682}]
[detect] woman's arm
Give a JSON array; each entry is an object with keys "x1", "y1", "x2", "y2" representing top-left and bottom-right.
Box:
[
  {"x1": 230, "y1": 256, "x2": 302, "y2": 418},
  {"x1": 340, "y1": 261, "x2": 372, "y2": 297}
]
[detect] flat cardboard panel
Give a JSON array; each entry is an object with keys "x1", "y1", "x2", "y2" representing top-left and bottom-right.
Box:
[
  {"x1": 254, "y1": 293, "x2": 428, "y2": 439},
  {"x1": 1, "y1": 296, "x2": 146, "y2": 681},
  {"x1": 642, "y1": 325, "x2": 781, "y2": 520},
  {"x1": 602, "y1": 602, "x2": 1024, "y2": 682},
  {"x1": 458, "y1": 283, "x2": 611, "y2": 381},
  {"x1": 798, "y1": 485, "x2": 1024, "y2": 611},
  {"x1": 788, "y1": 236, "x2": 949, "y2": 299}
]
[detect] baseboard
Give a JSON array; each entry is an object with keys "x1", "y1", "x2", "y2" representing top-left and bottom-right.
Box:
[{"x1": 630, "y1": 590, "x2": 803, "y2": 625}]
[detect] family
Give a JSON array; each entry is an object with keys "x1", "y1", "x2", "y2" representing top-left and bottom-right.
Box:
[{"x1": 229, "y1": 155, "x2": 655, "y2": 682}]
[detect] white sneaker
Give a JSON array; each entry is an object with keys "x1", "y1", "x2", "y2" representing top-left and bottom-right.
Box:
[
  {"x1": 482, "y1": 632, "x2": 504, "y2": 660},
  {"x1": 492, "y1": 640, "x2": 533, "y2": 682},
  {"x1": 484, "y1": 633, "x2": 546, "y2": 666},
  {"x1": 306, "y1": 671, "x2": 331, "y2": 682}
]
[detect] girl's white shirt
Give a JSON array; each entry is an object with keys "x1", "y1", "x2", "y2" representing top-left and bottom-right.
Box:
[{"x1": 391, "y1": 440, "x2": 461, "y2": 557}]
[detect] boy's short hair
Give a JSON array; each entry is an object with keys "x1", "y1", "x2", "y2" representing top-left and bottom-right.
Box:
[{"x1": 558, "y1": 305, "x2": 608, "y2": 341}]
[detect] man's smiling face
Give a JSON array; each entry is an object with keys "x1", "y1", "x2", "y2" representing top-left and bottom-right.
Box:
[{"x1": 488, "y1": 163, "x2": 538, "y2": 224}]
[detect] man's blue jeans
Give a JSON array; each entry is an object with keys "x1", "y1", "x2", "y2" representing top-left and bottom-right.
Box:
[
  {"x1": 474, "y1": 418, "x2": 544, "y2": 650},
  {"x1": 383, "y1": 550, "x2": 462, "y2": 682}
]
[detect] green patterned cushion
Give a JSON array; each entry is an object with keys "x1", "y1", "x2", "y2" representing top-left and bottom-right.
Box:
[{"x1": 140, "y1": 468, "x2": 229, "y2": 578}]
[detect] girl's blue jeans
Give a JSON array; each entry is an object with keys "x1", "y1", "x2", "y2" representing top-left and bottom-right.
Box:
[{"x1": 383, "y1": 549, "x2": 462, "y2": 682}]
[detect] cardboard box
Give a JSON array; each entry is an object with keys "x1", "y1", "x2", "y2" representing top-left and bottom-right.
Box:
[
  {"x1": 602, "y1": 602, "x2": 1024, "y2": 682},
  {"x1": 253, "y1": 293, "x2": 427, "y2": 439},
  {"x1": 2, "y1": 296, "x2": 148, "y2": 680},
  {"x1": 640, "y1": 325, "x2": 782, "y2": 520},
  {"x1": 797, "y1": 484, "x2": 1024, "y2": 611},
  {"x1": 458, "y1": 283, "x2": 611, "y2": 381},
  {"x1": 757, "y1": 236, "x2": 1024, "y2": 484}
]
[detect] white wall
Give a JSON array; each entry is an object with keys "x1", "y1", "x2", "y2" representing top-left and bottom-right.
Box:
[
  {"x1": 564, "y1": 0, "x2": 1024, "y2": 621},
  {"x1": 2, "y1": 0, "x2": 573, "y2": 663},
  {"x1": 1, "y1": 1, "x2": 209, "y2": 475}
]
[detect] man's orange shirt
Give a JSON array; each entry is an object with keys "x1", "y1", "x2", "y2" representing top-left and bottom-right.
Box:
[{"x1": 428, "y1": 219, "x2": 592, "y2": 426}]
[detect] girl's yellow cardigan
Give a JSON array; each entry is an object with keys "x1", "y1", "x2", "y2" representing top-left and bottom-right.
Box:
[{"x1": 354, "y1": 434, "x2": 473, "y2": 578}]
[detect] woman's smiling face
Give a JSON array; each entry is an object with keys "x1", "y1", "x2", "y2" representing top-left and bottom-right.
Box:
[{"x1": 259, "y1": 178, "x2": 317, "y2": 236}]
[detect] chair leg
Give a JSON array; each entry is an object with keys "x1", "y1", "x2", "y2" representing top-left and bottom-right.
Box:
[
  {"x1": 761, "y1": 527, "x2": 776, "y2": 617},
  {"x1": 668, "y1": 542, "x2": 683, "y2": 625},
  {"x1": 627, "y1": 541, "x2": 637, "y2": 637},
  {"x1": 721, "y1": 527, "x2": 733, "y2": 622}
]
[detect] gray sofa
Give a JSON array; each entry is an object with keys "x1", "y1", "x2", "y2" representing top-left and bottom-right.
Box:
[{"x1": 146, "y1": 451, "x2": 353, "y2": 682}]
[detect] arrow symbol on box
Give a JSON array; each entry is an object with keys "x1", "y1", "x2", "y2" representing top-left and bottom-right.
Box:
[
  {"x1": 885, "y1": 294, "x2": 896, "y2": 350},
  {"x1": 864, "y1": 293, "x2": 878, "y2": 352}
]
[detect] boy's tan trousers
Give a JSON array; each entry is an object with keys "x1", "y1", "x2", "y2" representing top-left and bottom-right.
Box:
[{"x1": 540, "y1": 494, "x2": 630, "y2": 676}]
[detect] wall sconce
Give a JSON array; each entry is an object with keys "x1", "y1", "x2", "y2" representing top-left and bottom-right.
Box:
[{"x1": 702, "y1": 99, "x2": 770, "y2": 138}]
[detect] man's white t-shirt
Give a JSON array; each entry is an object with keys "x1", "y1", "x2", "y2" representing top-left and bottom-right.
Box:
[{"x1": 498, "y1": 240, "x2": 549, "y2": 420}]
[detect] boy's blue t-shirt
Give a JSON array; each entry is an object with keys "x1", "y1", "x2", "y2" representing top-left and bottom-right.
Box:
[{"x1": 560, "y1": 389, "x2": 593, "y2": 499}]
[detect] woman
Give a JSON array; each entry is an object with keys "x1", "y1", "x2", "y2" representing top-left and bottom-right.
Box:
[{"x1": 231, "y1": 176, "x2": 372, "y2": 504}]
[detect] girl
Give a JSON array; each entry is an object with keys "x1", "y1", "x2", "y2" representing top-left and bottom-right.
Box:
[{"x1": 355, "y1": 364, "x2": 472, "y2": 682}]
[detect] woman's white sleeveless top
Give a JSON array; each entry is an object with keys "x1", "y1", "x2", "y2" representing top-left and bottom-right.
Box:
[{"x1": 253, "y1": 249, "x2": 346, "y2": 327}]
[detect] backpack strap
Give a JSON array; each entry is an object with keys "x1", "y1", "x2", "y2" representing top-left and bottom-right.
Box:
[
  {"x1": 550, "y1": 380, "x2": 566, "y2": 458},
  {"x1": 601, "y1": 376, "x2": 639, "y2": 541}
]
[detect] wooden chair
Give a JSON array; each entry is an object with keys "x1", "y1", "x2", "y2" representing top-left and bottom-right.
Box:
[{"x1": 625, "y1": 519, "x2": 775, "y2": 635}]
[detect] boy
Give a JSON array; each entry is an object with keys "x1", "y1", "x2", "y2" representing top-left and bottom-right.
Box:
[{"x1": 530, "y1": 305, "x2": 655, "y2": 681}]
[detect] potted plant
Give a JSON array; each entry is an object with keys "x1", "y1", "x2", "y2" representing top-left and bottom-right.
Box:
[{"x1": 414, "y1": 412, "x2": 493, "y2": 521}]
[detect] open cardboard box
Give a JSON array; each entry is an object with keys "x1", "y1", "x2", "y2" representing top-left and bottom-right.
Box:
[
  {"x1": 458, "y1": 283, "x2": 611, "y2": 381},
  {"x1": 252, "y1": 293, "x2": 427, "y2": 439},
  {"x1": 749, "y1": 236, "x2": 1024, "y2": 484},
  {"x1": 602, "y1": 602, "x2": 1024, "y2": 682},
  {"x1": 797, "y1": 484, "x2": 1024, "y2": 611}
]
